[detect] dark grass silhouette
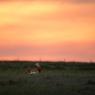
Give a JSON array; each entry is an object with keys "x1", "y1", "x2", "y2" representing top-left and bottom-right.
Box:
[{"x1": 0, "y1": 61, "x2": 95, "y2": 95}]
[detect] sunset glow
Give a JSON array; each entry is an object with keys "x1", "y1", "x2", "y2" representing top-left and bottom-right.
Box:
[{"x1": 0, "y1": 0, "x2": 95, "y2": 61}]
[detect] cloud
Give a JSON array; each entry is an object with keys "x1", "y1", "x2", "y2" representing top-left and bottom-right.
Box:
[
  {"x1": 0, "y1": 0, "x2": 95, "y2": 3},
  {"x1": 0, "y1": 42, "x2": 95, "y2": 61},
  {"x1": 69, "y1": 0, "x2": 95, "y2": 3}
]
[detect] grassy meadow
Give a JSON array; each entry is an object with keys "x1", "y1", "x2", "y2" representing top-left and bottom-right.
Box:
[{"x1": 0, "y1": 61, "x2": 95, "y2": 95}]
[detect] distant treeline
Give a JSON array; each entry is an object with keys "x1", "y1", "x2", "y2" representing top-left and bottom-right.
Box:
[{"x1": 0, "y1": 61, "x2": 95, "y2": 70}]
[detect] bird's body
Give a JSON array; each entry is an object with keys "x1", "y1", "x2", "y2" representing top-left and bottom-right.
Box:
[{"x1": 35, "y1": 63, "x2": 42, "y2": 73}]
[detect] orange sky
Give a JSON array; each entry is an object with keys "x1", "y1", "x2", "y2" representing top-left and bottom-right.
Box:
[{"x1": 0, "y1": 0, "x2": 95, "y2": 61}]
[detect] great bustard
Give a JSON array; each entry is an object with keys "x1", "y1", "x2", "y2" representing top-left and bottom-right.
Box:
[{"x1": 25, "y1": 63, "x2": 42, "y2": 75}]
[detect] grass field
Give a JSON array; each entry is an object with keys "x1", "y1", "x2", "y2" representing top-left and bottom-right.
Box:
[{"x1": 0, "y1": 61, "x2": 95, "y2": 95}]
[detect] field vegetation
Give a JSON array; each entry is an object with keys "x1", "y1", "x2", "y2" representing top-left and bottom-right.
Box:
[{"x1": 0, "y1": 61, "x2": 95, "y2": 95}]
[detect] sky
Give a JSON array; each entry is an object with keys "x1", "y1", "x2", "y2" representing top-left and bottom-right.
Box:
[{"x1": 0, "y1": 0, "x2": 95, "y2": 61}]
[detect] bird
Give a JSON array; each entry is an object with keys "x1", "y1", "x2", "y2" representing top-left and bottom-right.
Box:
[{"x1": 35, "y1": 62, "x2": 42, "y2": 73}]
